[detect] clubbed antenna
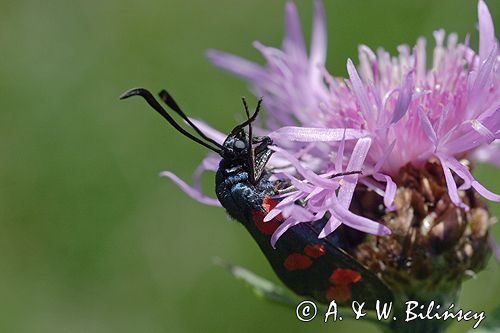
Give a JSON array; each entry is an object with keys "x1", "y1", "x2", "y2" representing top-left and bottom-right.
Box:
[{"x1": 120, "y1": 88, "x2": 222, "y2": 154}]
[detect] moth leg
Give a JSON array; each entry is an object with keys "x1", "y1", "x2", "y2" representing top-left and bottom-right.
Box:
[
  {"x1": 329, "y1": 170, "x2": 362, "y2": 178},
  {"x1": 253, "y1": 136, "x2": 274, "y2": 182}
]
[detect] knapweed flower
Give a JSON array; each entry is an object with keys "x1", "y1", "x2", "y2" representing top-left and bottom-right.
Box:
[
  {"x1": 162, "y1": 2, "x2": 499, "y2": 321},
  {"x1": 166, "y1": 0, "x2": 498, "y2": 247}
]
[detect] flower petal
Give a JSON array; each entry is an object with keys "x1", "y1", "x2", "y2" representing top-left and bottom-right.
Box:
[
  {"x1": 271, "y1": 218, "x2": 301, "y2": 248},
  {"x1": 347, "y1": 58, "x2": 375, "y2": 125},
  {"x1": 270, "y1": 145, "x2": 339, "y2": 189},
  {"x1": 269, "y1": 126, "x2": 367, "y2": 142},
  {"x1": 193, "y1": 153, "x2": 221, "y2": 190},
  {"x1": 335, "y1": 129, "x2": 347, "y2": 172},
  {"x1": 310, "y1": 0, "x2": 327, "y2": 69},
  {"x1": 467, "y1": 43, "x2": 497, "y2": 119},
  {"x1": 326, "y1": 194, "x2": 391, "y2": 235},
  {"x1": 373, "y1": 140, "x2": 396, "y2": 173},
  {"x1": 471, "y1": 180, "x2": 500, "y2": 201},
  {"x1": 442, "y1": 155, "x2": 500, "y2": 201},
  {"x1": 206, "y1": 49, "x2": 265, "y2": 81},
  {"x1": 263, "y1": 208, "x2": 283, "y2": 222},
  {"x1": 437, "y1": 157, "x2": 469, "y2": 210},
  {"x1": 374, "y1": 173, "x2": 397, "y2": 210},
  {"x1": 188, "y1": 118, "x2": 226, "y2": 145},
  {"x1": 478, "y1": 0, "x2": 496, "y2": 61},
  {"x1": 337, "y1": 137, "x2": 372, "y2": 208},
  {"x1": 283, "y1": 2, "x2": 307, "y2": 62},
  {"x1": 470, "y1": 119, "x2": 496, "y2": 143},
  {"x1": 160, "y1": 171, "x2": 221, "y2": 207},
  {"x1": 418, "y1": 108, "x2": 438, "y2": 147},
  {"x1": 390, "y1": 71, "x2": 414, "y2": 124},
  {"x1": 318, "y1": 214, "x2": 342, "y2": 238}
]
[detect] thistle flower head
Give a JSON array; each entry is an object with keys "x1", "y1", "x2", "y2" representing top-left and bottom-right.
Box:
[{"x1": 163, "y1": 1, "x2": 499, "y2": 249}]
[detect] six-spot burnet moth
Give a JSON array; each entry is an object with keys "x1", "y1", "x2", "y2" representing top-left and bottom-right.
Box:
[{"x1": 120, "y1": 87, "x2": 393, "y2": 307}]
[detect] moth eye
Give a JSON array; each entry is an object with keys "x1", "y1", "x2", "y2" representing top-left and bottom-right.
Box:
[{"x1": 234, "y1": 140, "x2": 246, "y2": 150}]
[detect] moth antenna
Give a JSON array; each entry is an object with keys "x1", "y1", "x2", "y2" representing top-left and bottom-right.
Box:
[
  {"x1": 158, "y1": 89, "x2": 224, "y2": 149},
  {"x1": 120, "y1": 88, "x2": 222, "y2": 154},
  {"x1": 231, "y1": 97, "x2": 262, "y2": 135}
]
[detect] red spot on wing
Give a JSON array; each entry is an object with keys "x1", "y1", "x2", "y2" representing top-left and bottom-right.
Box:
[
  {"x1": 329, "y1": 268, "x2": 362, "y2": 286},
  {"x1": 326, "y1": 285, "x2": 352, "y2": 302},
  {"x1": 304, "y1": 244, "x2": 326, "y2": 258},
  {"x1": 252, "y1": 196, "x2": 283, "y2": 235},
  {"x1": 283, "y1": 253, "x2": 313, "y2": 271},
  {"x1": 252, "y1": 210, "x2": 280, "y2": 235},
  {"x1": 262, "y1": 196, "x2": 278, "y2": 212}
]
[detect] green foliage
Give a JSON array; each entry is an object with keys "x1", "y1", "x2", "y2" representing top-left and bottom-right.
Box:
[
  {"x1": 472, "y1": 306, "x2": 500, "y2": 333},
  {"x1": 213, "y1": 257, "x2": 299, "y2": 308}
]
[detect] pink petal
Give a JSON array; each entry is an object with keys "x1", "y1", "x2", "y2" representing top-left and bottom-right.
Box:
[
  {"x1": 470, "y1": 119, "x2": 496, "y2": 143},
  {"x1": 188, "y1": 118, "x2": 226, "y2": 145},
  {"x1": 289, "y1": 177, "x2": 315, "y2": 192},
  {"x1": 274, "y1": 192, "x2": 303, "y2": 210},
  {"x1": 160, "y1": 171, "x2": 221, "y2": 207},
  {"x1": 269, "y1": 126, "x2": 367, "y2": 142},
  {"x1": 418, "y1": 108, "x2": 438, "y2": 147},
  {"x1": 390, "y1": 71, "x2": 414, "y2": 124},
  {"x1": 283, "y1": 2, "x2": 307, "y2": 62},
  {"x1": 437, "y1": 157, "x2": 469, "y2": 210},
  {"x1": 206, "y1": 49, "x2": 265, "y2": 81},
  {"x1": 305, "y1": 187, "x2": 325, "y2": 202},
  {"x1": 335, "y1": 129, "x2": 347, "y2": 172},
  {"x1": 310, "y1": 0, "x2": 327, "y2": 69},
  {"x1": 263, "y1": 208, "x2": 282, "y2": 222},
  {"x1": 471, "y1": 180, "x2": 500, "y2": 202},
  {"x1": 270, "y1": 145, "x2": 340, "y2": 189},
  {"x1": 359, "y1": 177, "x2": 385, "y2": 197},
  {"x1": 337, "y1": 137, "x2": 372, "y2": 208},
  {"x1": 373, "y1": 140, "x2": 396, "y2": 173},
  {"x1": 318, "y1": 214, "x2": 342, "y2": 238},
  {"x1": 358, "y1": 45, "x2": 378, "y2": 82},
  {"x1": 347, "y1": 58, "x2": 375, "y2": 125},
  {"x1": 467, "y1": 43, "x2": 497, "y2": 119},
  {"x1": 271, "y1": 218, "x2": 301, "y2": 248},
  {"x1": 415, "y1": 37, "x2": 427, "y2": 83},
  {"x1": 289, "y1": 205, "x2": 316, "y2": 221},
  {"x1": 326, "y1": 194, "x2": 391, "y2": 236},
  {"x1": 436, "y1": 105, "x2": 451, "y2": 137},
  {"x1": 446, "y1": 158, "x2": 473, "y2": 191},
  {"x1": 193, "y1": 153, "x2": 222, "y2": 190},
  {"x1": 374, "y1": 173, "x2": 397, "y2": 211},
  {"x1": 442, "y1": 155, "x2": 500, "y2": 201},
  {"x1": 478, "y1": 0, "x2": 496, "y2": 61}
]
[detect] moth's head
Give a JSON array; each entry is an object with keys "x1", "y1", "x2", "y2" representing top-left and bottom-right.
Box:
[
  {"x1": 219, "y1": 96, "x2": 262, "y2": 161},
  {"x1": 221, "y1": 130, "x2": 249, "y2": 161}
]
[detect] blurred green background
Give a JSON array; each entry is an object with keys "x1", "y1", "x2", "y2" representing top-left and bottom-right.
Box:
[{"x1": 0, "y1": 0, "x2": 499, "y2": 332}]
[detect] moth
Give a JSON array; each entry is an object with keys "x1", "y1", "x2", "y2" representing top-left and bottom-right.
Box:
[{"x1": 121, "y1": 87, "x2": 393, "y2": 306}]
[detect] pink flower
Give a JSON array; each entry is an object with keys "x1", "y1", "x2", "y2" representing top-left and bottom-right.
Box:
[{"x1": 164, "y1": 0, "x2": 499, "y2": 247}]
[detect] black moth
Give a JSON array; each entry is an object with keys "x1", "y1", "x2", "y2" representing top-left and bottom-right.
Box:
[{"x1": 120, "y1": 87, "x2": 393, "y2": 307}]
